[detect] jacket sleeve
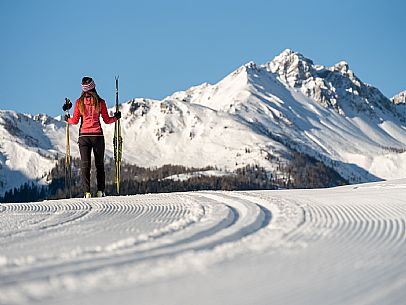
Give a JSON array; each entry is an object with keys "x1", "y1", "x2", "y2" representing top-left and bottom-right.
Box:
[
  {"x1": 67, "y1": 100, "x2": 81, "y2": 125},
  {"x1": 100, "y1": 100, "x2": 118, "y2": 124}
]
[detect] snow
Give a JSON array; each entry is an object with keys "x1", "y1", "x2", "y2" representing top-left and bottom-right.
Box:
[
  {"x1": 164, "y1": 170, "x2": 234, "y2": 181},
  {"x1": 1, "y1": 179, "x2": 406, "y2": 304}
]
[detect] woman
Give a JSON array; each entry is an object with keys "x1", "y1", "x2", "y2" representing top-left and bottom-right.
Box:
[{"x1": 64, "y1": 77, "x2": 121, "y2": 198}]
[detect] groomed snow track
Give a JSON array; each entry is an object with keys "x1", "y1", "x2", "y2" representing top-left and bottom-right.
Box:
[{"x1": 0, "y1": 180, "x2": 406, "y2": 305}]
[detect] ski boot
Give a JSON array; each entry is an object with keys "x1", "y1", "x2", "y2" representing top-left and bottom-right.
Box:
[{"x1": 96, "y1": 191, "x2": 106, "y2": 197}]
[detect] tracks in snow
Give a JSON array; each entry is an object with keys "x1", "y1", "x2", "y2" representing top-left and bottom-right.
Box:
[
  {"x1": 249, "y1": 185, "x2": 406, "y2": 305},
  {"x1": 0, "y1": 192, "x2": 286, "y2": 295},
  {"x1": 1, "y1": 182, "x2": 406, "y2": 305}
]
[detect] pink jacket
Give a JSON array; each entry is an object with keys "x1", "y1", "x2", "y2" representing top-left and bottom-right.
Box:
[{"x1": 68, "y1": 98, "x2": 117, "y2": 135}]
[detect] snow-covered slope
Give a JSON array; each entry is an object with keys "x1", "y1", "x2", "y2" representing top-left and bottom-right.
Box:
[
  {"x1": 0, "y1": 111, "x2": 79, "y2": 194},
  {"x1": 102, "y1": 98, "x2": 287, "y2": 170},
  {"x1": 1, "y1": 49, "x2": 406, "y2": 195},
  {"x1": 1, "y1": 180, "x2": 405, "y2": 304}
]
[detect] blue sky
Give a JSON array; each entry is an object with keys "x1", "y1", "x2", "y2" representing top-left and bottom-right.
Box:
[{"x1": 1, "y1": 0, "x2": 405, "y2": 116}]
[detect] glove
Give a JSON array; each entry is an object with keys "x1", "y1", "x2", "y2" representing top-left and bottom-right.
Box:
[
  {"x1": 63, "y1": 98, "x2": 72, "y2": 111},
  {"x1": 64, "y1": 114, "x2": 70, "y2": 122},
  {"x1": 114, "y1": 111, "x2": 121, "y2": 119}
]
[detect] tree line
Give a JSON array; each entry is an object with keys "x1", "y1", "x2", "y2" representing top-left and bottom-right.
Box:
[{"x1": 0, "y1": 151, "x2": 348, "y2": 203}]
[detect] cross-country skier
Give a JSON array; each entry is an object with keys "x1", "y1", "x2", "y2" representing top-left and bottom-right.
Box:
[{"x1": 63, "y1": 77, "x2": 121, "y2": 198}]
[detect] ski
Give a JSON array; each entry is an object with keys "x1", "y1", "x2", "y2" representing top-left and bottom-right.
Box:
[
  {"x1": 64, "y1": 98, "x2": 72, "y2": 198},
  {"x1": 113, "y1": 77, "x2": 122, "y2": 194}
]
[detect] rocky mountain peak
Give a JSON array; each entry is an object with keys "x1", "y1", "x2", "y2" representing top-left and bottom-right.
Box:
[
  {"x1": 266, "y1": 49, "x2": 315, "y2": 87},
  {"x1": 392, "y1": 90, "x2": 406, "y2": 105},
  {"x1": 333, "y1": 61, "x2": 350, "y2": 74}
]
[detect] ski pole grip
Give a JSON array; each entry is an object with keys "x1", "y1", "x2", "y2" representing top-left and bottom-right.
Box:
[{"x1": 63, "y1": 98, "x2": 72, "y2": 111}]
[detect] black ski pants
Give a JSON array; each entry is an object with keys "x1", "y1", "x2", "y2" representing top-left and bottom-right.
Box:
[{"x1": 78, "y1": 136, "x2": 105, "y2": 193}]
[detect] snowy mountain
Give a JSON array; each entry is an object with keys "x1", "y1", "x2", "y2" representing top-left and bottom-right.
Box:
[
  {"x1": 0, "y1": 111, "x2": 78, "y2": 194},
  {"x1": 164, "y1": 49, "x2": 406, "y2": 181},
  {"x1": 1, "y1": 49, "x2": 406, "y2": 195}
]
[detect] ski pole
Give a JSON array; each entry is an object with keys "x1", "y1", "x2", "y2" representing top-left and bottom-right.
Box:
[
  {"x1": 64, "y1": 98, "x2": 72, "y2": 198},
  {"x1": 113, "y1": 77, "x2": 122, "y2": 194}
]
